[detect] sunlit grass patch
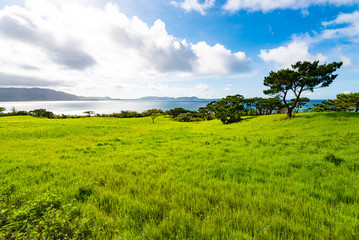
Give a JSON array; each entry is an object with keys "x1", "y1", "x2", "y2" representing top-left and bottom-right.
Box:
[{"x1": 0, "y1": 113, "x2": 358, "y2": 239}]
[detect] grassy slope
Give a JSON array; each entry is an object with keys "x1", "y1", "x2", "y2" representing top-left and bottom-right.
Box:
[{"x1": 0, "y1": 113, "x2": 358, "y2": 239}]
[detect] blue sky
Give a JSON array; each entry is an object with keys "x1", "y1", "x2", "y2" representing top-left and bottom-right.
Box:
[{"x1": 0, "y1": 0, "x2": 358, "y2": 99}]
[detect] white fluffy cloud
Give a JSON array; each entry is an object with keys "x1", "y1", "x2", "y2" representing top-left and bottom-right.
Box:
[
  {"x1": 171, "y1": 0, "x2": 215, "y2": 15},
  {"x1": 192, "y1": 42, "x2": 250, "y2": 75},
  {"x1": 321, "y1": 11, "x2": 359, "y2": 42},
  {"x1": 259, "y1": 40, "x2": 327, "y2": 68},
  {"x1": 259, "y1": 11, "x2": 359, "y2": 69},
  {"x1": 0, "y1": 0, "x2": 250, "y2": 97},
  {"x1": 223, "y1": 0, "x2": 357, "y2": 12}
]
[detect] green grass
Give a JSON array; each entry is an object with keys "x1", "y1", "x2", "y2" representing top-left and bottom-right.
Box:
[{"x1": 0, "y1": 112, "x2": 359, "y2": 239}]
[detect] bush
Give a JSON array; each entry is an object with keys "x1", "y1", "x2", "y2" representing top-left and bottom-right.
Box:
[{"x1": 0, "y1": 193, "x2": 91, "y2": 239}]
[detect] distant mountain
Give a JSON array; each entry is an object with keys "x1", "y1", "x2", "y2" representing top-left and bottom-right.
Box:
[
  {"x1": 0, "y1": 88, "x2": 214, "y2": 102},
  {"x1": 138, "y1": 96, "x2": 211, "y2": 101},
  {"x1": 0, "y1": 88, "x2": 110, "y2": 101}
]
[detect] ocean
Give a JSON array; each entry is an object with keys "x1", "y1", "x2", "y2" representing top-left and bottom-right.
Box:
[{"x1": 0, "y1": 99, "x2": 325, "y2": 115}]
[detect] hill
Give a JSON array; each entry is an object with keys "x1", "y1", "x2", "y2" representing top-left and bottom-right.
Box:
[
  {"x1": 0, "y1": 113, "x2": 358, "y2": 239},
  {"x1": 0, "y1": 88, "x2": 79, "y2": 101},
  {"x1": 0, "y1": 88, "x2": 111, "y2": 101}
]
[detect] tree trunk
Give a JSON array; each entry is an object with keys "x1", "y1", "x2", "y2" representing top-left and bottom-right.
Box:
[{"x1": 287, "y1": 108, "x2": 293, "y2": 118}]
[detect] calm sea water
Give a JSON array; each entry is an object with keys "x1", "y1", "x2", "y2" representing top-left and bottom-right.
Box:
[
  {"x1": 0, "y1": 99, "x2": 325, "y2": 115},
  {"x1": 0, "y1": 100, "x2": 216, "y2": 115}
]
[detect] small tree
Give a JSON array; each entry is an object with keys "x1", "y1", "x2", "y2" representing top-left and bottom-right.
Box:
[
  {"x1": 146, "y1": 109, "x2": 163, "y2": 123},
  {"x1": 264, "y1": 61, "x2": 342, "y2": 117},
  {"x1": 0, "y1": 107, "x2": 5, "y2": 114},
  {"x1": 84, "y1": 111, "x2": 95, "y2": 117}
]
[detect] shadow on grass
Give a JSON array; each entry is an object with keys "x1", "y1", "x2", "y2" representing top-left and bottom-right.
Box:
[
  {"x1": 322, "y1": 112, "x2": 359, "y2": 118},
  {"x1": 278, "y1": 112, "x2": 359, "y2": 120},
  {"x1": 241, "y1": 116, "x2": 259, "y2": 122}
]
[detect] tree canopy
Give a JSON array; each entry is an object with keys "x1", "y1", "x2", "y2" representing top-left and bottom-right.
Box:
[
  {"x1": 313, "y1": 92, "x2": 359, "y2": 112},
  {"x1": 207, "y1": 94, "x2": 245, "y2": 124},
  {"x1": 263, "y1": 61, "x2": 342, "y2": 117}
]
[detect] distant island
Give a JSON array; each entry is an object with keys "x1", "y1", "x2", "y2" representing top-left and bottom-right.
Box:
[
  {"x1": 0, "y1": 88, "x2": 111, "y2": 101},
  {"x1": 137, "y1": 96, "x2": 212, "y2": 101},
  {"x1": 0, "y1": 88, "x2": 215, "y2": 102}
]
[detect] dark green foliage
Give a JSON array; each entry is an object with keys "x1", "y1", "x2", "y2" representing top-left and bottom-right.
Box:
[
  {"x1": 257, "y1": 97, "x2": 284, "y2": 115},
  {"x1": 337, "y1": 92, "x2": 359, "y2": 112},
  {"x1": 197, "y1": 106, "x2": 214, "y2": 120},
  {"x1": 264, "y1": 61, "x2": 342, "y2": 117},
  {"x1": 167, "y1": 107, "x2": 213, "y2": 122},
  {"x1": 0, "y1": 193, "x2": 89, "y2": 239},
  {"x1": 176, "y1": 112, "x2": 194, "y2": 122},
  {"x1": 75, "y1": 186, "x2": 94, "y2": 202},
  {"x1": 207, "y1": 94, "x2": 245, "y2": 124},
  {"x1": 144, "y1": 109, "x2": 163, "y2": 123},
  {"x1": 83, "y1": 110, "x2": 95, "y2": 117},
  {"x1": 166, "y1": 107, "x2": 190, "y2": 118},
  {"x1": 0, "y1": 107, "x2": 5, "y2": 113},
  {"x1": 290, "y1": 97, "x2": 310, "y2": 113},
  {"x1": 30, "y1": 109, "x2": 55, "y2": 118},
  {"x1": 14, "y1": 110, "x2": 29, "y2": 116},
  {"x1": 314, "y1": 92, "x2": 359, "y2": 112},
  {"x1": 324, "y1": 153, "x2": 344, "y2": 166},
  {"x1": 99, "y1": 110, "x2": 144, "y2": 118}
]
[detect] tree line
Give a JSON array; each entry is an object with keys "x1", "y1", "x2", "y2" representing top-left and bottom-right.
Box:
[
  {"x1": 312, "y1": 92, "x2": 359, "y2": 112},
  {"x1": 1, "y1": 60, "x2": 353, "y2": 124}
]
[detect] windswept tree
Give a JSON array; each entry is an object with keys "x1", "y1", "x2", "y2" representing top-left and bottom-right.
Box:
[
  {"x1": 264, "y1": 61, "x2": 342, "y2": 117},
  {"x1": 84, "y1": 111, "x2": 95, "y2": 117}
]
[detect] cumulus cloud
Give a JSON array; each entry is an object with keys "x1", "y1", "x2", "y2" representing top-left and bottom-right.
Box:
[
  {"x1": 259, "y1": 40, "x2": 328, "y2": 68},
  {"x1": 0, "y1": 0, "x2": 250, "y2": 91},
  {"x1": 259, "y1": 10, "x2": 359, "y2": 69},
  {"x1": 192, "y1": 42, "x2": 251, "y2": 75},
  {"x1": 0, "y1": 6, "x2": 96, "y2": 70},
  {"x1": 321, "y1": 11, "x2": 359, "y2": 42},
  {"x1": 171, "y1": 0, "x2": 215, "y2": 15},
  {"x1": 223, "y1": 0, "x2": 357, "y2": 13},
  {"x1": 259, "y1": 40, "x2": 327, "y2": 66}
]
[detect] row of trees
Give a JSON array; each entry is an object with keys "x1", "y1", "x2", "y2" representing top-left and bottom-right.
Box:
[
  {"x1": 178, "y1": 60, "x2": 342, "y2": 124},
  {"x1": 0, "y1": 108, "x2": 56, "y2": 118},
  {"x1": 313, "y1": 92, "x2": 359, "y2": 112},
  {"x1": 204, "y1": 95, "x2": 311, "y2": 124}
]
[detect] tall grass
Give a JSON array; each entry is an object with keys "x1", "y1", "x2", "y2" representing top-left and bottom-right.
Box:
[{"x1": 0, "y1": 112, "x2": 358, "y2": 239}]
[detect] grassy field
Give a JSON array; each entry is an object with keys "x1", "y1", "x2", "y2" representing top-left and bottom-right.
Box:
[{"x1": 0, "y1": 112, "x2": 358, "y2": 239}]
